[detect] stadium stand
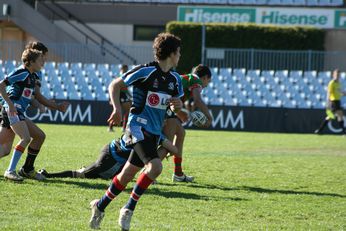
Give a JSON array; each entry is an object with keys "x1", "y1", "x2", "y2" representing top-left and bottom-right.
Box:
[
  {"x1": 77, "y1": 0, "x2": 344, "y2": 6},
  {"x1": 0, "y1": 60, "x2": 345, "y2": 108}
]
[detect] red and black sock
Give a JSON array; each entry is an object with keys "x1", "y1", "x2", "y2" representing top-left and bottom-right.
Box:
[
  {"x1": 97, "y1": 176, "x2": 126, "y2": 212},
  {"x1": 23, "y1": 147, "x2": 40, "y2": 172},
  {"x1": 124, "y1": 173, "x2": 153, "y2": 211},
  {"x1": 173, "y1": 156, "x2": 183, "y2": 176}
]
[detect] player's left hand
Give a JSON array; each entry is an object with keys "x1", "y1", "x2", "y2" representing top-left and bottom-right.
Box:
[
  {"x1": 201, "y1": 118, "x2": 212, "y2": 128},
  {"x1": 57, "y1": 101, "x2": 70, "y2": 112},
  {"x1": 107, "y1": 109, "x2": 122, "y2": 126},
  {"x1": 169, "y1": 97, "x2": 182, "y2": 113}
]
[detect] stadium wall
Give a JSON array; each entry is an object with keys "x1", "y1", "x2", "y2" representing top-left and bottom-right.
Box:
[{"x1": 25, "y1": 100, "x2": 345, "y2": 134}]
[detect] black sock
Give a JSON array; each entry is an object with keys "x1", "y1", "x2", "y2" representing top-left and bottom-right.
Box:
[
  {"x1": 317, "y1": 119, "x2": 329, "y2": 132},
  {"x1": 23, "y1": 147, "x2": 40, "y2": 172},
  {"x1": 48, "y1": 171, "x2": 74, "y2": 178},
  {"x1": 338, "y1": 120, "x2": 345, "y2": 133}
]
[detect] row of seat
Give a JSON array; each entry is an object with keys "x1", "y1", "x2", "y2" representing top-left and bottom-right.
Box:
[
  {"x1": 202, "y1": 68, "x2": 346, "y2": 108},
  {"x1": 0, "y1": 60, "x2": 345, "y2": 109},
  {"x1": 96, "y1": 0, "x2": 344, "y2": 6}
]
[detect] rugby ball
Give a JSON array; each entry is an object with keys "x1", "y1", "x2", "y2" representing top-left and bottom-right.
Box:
[{"x1": 190, "y1": 111, "x2": 207, "y2": 127}]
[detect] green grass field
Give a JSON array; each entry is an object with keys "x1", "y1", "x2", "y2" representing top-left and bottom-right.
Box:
[{"x1": 0, "y1": 124, "x2": 345, "y2": 230}]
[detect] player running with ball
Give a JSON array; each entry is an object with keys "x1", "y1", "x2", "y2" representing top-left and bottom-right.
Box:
[{"x1": 163, "y1": 64, "x2": 212, "y2": 183}]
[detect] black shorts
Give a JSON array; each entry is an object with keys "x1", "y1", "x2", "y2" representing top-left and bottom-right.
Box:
[
  {"x1": 127, "y1": 128, "x2": 160, "y2": 168},
  {"x1": 0, "y1": 107, "x2": 25, "y2": 128},
  {"x1": 120, "y1": 91, "x2": 131, "y2": 103},
  {"x1": 329, "y1": 100, "x2": 342, "y2": 112},
  {"x1": 83, "y1": 144, "x2": 124, "y2": 179}
]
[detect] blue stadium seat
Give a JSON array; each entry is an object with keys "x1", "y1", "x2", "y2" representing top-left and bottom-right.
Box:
[{"x1": 4, "y1": 60, "x2": 16, "y2": 74}]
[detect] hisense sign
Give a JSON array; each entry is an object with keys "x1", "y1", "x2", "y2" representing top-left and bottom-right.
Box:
[
  {"x1": 257, "y1": 8, "x2": 334, "y2": 28},
  {"x1": 177, "y1": 6, "x2": 255, "y2": 23},
  {"x1": 177, "y1": 6, "x2": 346, "y2": 29}
]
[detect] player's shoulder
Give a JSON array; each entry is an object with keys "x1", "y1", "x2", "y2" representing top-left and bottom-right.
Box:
[
  {"x1": 125, "y1": 62, "x2": 157, "y2": 77},
  {"x1": 169, "y1": 70, "x2": 182, "y2": 82},
  {"x1": 8, "y1": 66, "x2": 29, "y2": 76}
]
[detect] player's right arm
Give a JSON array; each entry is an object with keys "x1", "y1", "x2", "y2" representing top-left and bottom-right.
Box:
[
  {"x1": 34, "y1": 85, "x2": 69, "y2": 112},
  {"x1": 0, "y1": 80, "x2": 16, "y2": 116},
  {"x1": 108, "y1": 78, "x2": 126, "y2": 126}
]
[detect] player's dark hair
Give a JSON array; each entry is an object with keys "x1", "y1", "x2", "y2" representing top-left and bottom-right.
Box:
[
  {"x1": 193, "y1": 64, "x2": 212, "y2": 79},
  {"x1": 22, "y1": 49, "x2": 42, "y2": 67},
  {"x1": 25, "y1": 41, "x2": 48, "y2": 55},
  {"x1": 153, "y1": 33, "x2": 181, "y2": 61},
  {"x1": 120, "y1": 64, "x2": 128, "y2": 74}
]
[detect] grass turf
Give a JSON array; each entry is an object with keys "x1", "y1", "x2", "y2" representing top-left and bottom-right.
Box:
[{"x1": 0, "y1": 124, "x2": 345, "y2": 230}]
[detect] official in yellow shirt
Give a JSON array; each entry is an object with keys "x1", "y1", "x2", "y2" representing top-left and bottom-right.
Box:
[{"x1": 315, "y1": 69, "x2": 346, "y2": 134}]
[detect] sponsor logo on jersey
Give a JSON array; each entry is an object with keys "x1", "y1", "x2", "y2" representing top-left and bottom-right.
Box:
[
  {"x1": 146, "y1": 91, "x2": 172, "y2": 110},
  {"x1": 22, "y1": 88, "x2": 33, "y2": 99},
  {"x1": 148, "y1": 93, "x2": 160, "y2": 106},
  {"x1": 168, "y1": 82, "x2": 175, "y2": 90}
]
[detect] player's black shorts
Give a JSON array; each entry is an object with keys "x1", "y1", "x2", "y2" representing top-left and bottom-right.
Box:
[
  {"x1": 0, "y1": 107, "x2": 25, "y2": 128},
  {"x1": 329, "y1": 100, "x2": 342, "y2": 112},
  {"x1": 127, "y1": 128, "x2": 160, "y2": 168},
  {"x1": 120, "y1": 91, "x2": 131, "y2": 103},
  {"x1": 83, "y1": 144, "x2": 123, "y2": 179}
]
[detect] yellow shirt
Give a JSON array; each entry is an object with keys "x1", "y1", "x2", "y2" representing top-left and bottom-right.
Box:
[{"x1": 328, "y1": 80, "x2": 342, "y2": 101}]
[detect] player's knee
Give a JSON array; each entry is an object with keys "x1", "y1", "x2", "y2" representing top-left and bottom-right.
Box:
[
  {"x1": 21, "y1": 136, "x2": 31, "y2": 146},
  {"x1": 35, "y1": 130, "x2": 46, "y2": 143},
  {"x1": 146, "y1": 159, "x2": 162, "y2": 177}
]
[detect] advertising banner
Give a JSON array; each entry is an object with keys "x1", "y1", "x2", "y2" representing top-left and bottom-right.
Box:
[
  {"x1": 177, "y1": 6, "x2": 346, "y2": 29},
  {"x1": 27, "y1": 100, "x2": 345, "y2": 134},
  {"x1": 177, "y1": 6, "x2": 256, "y2": 23}
]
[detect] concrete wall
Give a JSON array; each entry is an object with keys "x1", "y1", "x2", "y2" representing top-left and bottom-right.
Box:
[{"x1": 324, "y1": 30, "x2": 346, "y2": 71}]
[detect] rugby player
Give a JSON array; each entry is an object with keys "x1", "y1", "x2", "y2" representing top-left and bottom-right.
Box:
[
  {"x1": 89, "y1": 32, "x2": 183, "y2": 231},
  {"x1": 163, "y1": 64, "x2": 212, "y2": 182}
]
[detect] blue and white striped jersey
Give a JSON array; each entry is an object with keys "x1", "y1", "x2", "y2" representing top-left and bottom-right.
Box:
[
  {"x1": 1, "y1": 65, "x2": 36, "y2": 113},
  {"x1": 122, "y1": 62, "x2": 184, "y2": 135}
]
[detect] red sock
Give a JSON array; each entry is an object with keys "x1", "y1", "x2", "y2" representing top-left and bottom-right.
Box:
[{"x1": 173, "y1": 156, "x2": 183, "y2": 176}]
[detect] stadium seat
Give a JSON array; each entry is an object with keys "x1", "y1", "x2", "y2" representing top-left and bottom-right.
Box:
[
  {"x1": 306, "y1": 0, "x2": 318, "y2": 5},
  {"x1": 330, "y1": 0, "x2": 343, "y2": 5},
  {"x1": 292, "y1": 0, "x2": 306, "y2": 4},
  {"x1": 4, "y1": 60, "x2": 16, "y2": 73}
]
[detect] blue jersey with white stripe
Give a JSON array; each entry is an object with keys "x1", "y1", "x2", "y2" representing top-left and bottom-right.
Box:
[
  {"x1": 0, "y1": 66, "x2": 36, "y2": 113},
  {"x1": 109, "y1": 136, "x2": 132, "y2": 165},
  {"x1": 122, "y1": 62, "x2": 184, "y2": 135}
]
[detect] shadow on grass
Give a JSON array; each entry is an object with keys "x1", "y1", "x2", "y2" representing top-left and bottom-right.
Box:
[
  {"x1": 240, "y1": 186, "x2": 346, "y2": 198},
  {"x1": 146, "y1": 187, "x2": 247, "y2": 201},
  {"x1": 23, "y1": 178, "x2": 110, "y2": 190},
  {"x1": 184, "y1": 183, "x2": 346, "y2": 198}
]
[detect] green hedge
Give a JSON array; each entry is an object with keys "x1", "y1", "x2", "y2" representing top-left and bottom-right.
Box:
[{"x1": 166, "y1": 21, "x2": 325, "y2": 73}]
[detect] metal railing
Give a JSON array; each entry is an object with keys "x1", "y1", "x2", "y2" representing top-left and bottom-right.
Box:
[
  {"x1": 39, "y1": 1, "x2": 137, "y2": 64},
  {"x1": 205, "y1": 48, "x2": 346, "y2": 71},
  {"x1": 0, "y1": 41, "x2": 153, "y2": 64}
]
